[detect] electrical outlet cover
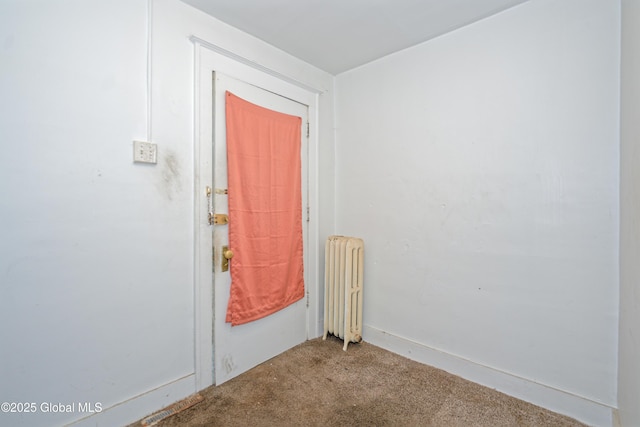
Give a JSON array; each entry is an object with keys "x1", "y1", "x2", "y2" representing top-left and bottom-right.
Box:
[{"x1": 133, "y1": 140, "x2": 157, "y2": 164}]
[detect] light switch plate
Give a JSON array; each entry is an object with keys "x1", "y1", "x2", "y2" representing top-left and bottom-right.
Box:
[{"x1": 133, "y1": 140, "x2": 157, "y2": 164}]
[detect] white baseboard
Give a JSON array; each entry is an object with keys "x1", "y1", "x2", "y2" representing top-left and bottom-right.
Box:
[
  {"x1": 363, "y1": 325, "x2": 613, "y2": 427},
  {"x1": 67, "y1": 374, "x2": 196, "y2": 427}
]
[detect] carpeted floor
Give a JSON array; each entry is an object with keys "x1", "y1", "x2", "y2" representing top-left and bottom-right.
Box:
[{"x1": 133, "y1": 336, "x2": 587, "y2": 427}]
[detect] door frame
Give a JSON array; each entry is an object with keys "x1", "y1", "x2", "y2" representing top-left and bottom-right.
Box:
[{"x1": 192, "y1": 37, "x2": 321, "y2": 390}]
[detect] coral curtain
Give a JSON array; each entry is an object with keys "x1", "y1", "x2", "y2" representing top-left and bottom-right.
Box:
[{"x1": 225, "y1": 91, "x2": 305, "y2": 326}]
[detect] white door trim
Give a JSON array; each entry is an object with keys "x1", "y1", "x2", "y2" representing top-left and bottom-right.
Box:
[
  {"x1": 192, "y1": 38, "x2": 321, "y2": 391},
  {"x1": 190, "y1": 36, "x2": 323, "y2": 95}
]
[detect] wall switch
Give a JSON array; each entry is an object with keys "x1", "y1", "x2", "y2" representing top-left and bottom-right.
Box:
[{"x1": 133, "y1": 140, "x2": 157, "y2": 164}]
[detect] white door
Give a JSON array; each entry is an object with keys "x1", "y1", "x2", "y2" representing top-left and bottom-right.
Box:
[{"x1": 212, "y1": 72, "x2": 309, "y2": 385}]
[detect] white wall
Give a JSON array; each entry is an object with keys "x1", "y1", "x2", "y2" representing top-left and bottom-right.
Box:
[
  {"x1": 0, "y1": 2, "x2": 188, "y2": 426},
  {"x1": 335, "y1": 0, "x2": 619, "y2": 424},
  {"x1": 0, "y1": 1, "x2": 334, "y2": 426},
  {"x1": 618, "y1": 1, "x2": 640, "y2": 426}
]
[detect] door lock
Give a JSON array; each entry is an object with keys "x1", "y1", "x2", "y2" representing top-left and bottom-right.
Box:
[
  {"x1": 221, "y1": 246, "x2": 234, "y2": 272},
  {"x1": 213, "y1": 214, "x2": 229, "y2": 225}
]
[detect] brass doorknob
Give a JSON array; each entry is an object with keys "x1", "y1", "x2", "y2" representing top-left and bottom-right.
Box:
[{"x1": 223, "y1": 249, "x2": 234, "y2": 260}]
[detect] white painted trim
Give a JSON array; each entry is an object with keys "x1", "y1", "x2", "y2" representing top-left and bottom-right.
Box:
[
  {"x1": 68, "y1": 375, "x2": 195, "y2": 427},
  {"x1": 189, "y1": 36, "x2": 325, "y2": 95},
  {"x1": 307, "y1": 93, "x2": 323, "y2": 339},
  {"x1": 193, "y1": 41, "x2": 214, "y2": 391},
  {"x1": 363, "y1": 325, "x2": 614, "y2": 427}
]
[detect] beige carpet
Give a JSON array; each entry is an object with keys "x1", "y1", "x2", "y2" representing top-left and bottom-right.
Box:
[{"x1": 133, "y1": 336, "x2": 587, "y2": 427}]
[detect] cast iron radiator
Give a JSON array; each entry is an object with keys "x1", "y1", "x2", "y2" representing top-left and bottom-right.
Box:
[{"x1": 323, "y1": 235, "x2": 364, "y2": 351}]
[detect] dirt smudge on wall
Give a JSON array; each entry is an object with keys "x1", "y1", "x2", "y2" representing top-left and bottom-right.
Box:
[{"x1": 160, "y1": 150, "x2": 182, "y2": 200}]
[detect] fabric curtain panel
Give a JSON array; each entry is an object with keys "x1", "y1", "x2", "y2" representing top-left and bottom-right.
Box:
[{"x1": 225, "y1": 91, "x2": 305, "y2": 326}]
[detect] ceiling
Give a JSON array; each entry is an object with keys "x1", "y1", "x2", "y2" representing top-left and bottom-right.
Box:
[{"x1": 181, "y1": 0, "x2": 529, "y2": 75}]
